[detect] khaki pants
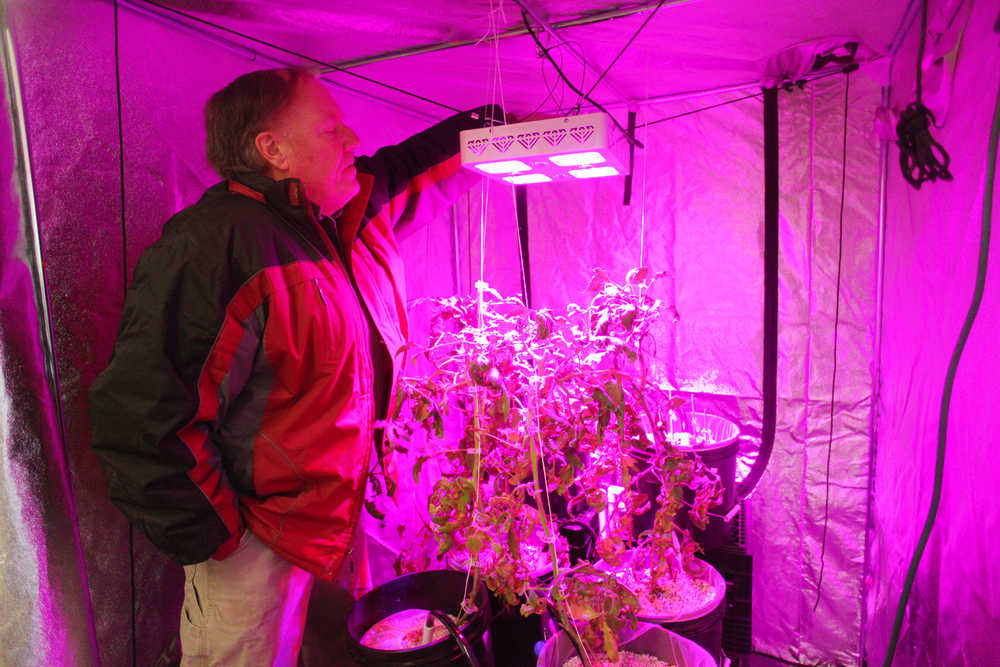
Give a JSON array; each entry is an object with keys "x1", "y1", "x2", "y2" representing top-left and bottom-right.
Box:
[{"x1": 179, "y1": 531, "x2": 315, "y2": 666}]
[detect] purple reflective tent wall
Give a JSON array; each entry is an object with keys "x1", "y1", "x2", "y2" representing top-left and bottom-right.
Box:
[
  {"x1": 868, "y1": 1, "x2": 1000, "y2": 664},
  {"x1": 1, "y1": 0, "x2": 997, "y2": 665}
]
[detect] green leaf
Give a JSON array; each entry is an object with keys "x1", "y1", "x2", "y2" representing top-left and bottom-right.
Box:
[
  {"x1": 606, "y1": 594, "x2": 621, "y2": 619},
  {"x1": 413, "y1": 455, "x2": 430, "y2": 483},
  {"x1": 437, "y1": 533, "x2": 454, "y2": 557},
  {"x1": 621, "y1": 306, "x2": 637, "y2": 330},
  {"x1": 592, "y1": 388, "x2": 615, "y2": 411},
  {"x1": 604, "y1": 380, "x2": 623, "y2": 406},
  {"x1": 432, "y1": 410, "x2": 444, "y2": 439},
  {"x1": 566, "y1": 450, "x2": 584, "y2": 471},
  {"x1": 597, "y1": 411, "x2": 611, "y2": 442},
  {"x1": 536, "y1": 318, "x2": 550, "y2": 340},
  {"x1": 602, "y1": 622, "x2": 619, "y2": 661},
  {"x1": 587, "y1": 267, "x2": 610, "y2": 292},
  {"x1": 363, "y1": 500, "x2": 385, "y2": 521},
  {"x1": 391, "y1": 385, "x2": 407, "y2": 418},
  {"x1": 627, "y1": 267, "x2": 649, "y2": 284}
]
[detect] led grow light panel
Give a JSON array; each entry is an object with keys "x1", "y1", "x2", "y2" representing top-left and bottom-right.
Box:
[
  {"x1": 460, "y1": 112, "x2": 630, "y2": 184},
  {"x1": 504, "y1": 173, "x2": 552, "y2": 184},
  {"x1": 475, "y1": 160, "x2": 531, "y2": 174},
  {"x1": 549, "y1": 151, "x2": 606, "y2": 167}
]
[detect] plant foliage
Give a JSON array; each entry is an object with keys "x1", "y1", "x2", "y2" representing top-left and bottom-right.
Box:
[{"x1": 378, "y1": 268, "x2": 723, "y2": 664}]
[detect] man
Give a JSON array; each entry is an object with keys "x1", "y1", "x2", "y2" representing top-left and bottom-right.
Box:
[{"x1": 89, "y1": 67, "x2": 503, "y2": 664}]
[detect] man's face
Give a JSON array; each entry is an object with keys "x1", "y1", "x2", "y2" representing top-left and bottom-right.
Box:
[{"x1": 269, "y1": 77, "x2": 361, "y2": 215}]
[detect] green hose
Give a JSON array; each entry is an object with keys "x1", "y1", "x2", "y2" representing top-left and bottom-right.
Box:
[{"x1": 882, "y1": 76, "x2": 1000, "y2": 666}]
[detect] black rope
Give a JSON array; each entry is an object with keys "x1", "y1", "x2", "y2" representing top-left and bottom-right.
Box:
[
  {"x1": 525, "y1": 33, "x2": 564, "y2": 117},
  {"x1": 583, "y1": 0, "x2": 668, "y2": 99},
  {"x1": 896, "y1": 0, "x2": 952, "y2": 188},
  {"x1": 132, "y1": 0, "x2": 460, "y2": 113},
  {"x1": 814, "y1": 70, "x2": 851, "y2": 612},
  {"x1": 112, "y1": 4, "x2": 136, "y2": 664},
  {"x1": 521, "y1": 10, "x2": 643, "y2": 149}
]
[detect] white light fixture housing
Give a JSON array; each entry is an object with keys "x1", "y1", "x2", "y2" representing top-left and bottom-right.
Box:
[{"x1": 460, "y1": 112, "x2": 631, "y2": 184}]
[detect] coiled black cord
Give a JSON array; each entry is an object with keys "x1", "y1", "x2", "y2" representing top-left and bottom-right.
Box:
[
  {"x1": 897, "y1": 101, "x2": 953, "y2": 188},
  {"x1": 896, "y1": 0, "x2": 953, "y2": 189}
]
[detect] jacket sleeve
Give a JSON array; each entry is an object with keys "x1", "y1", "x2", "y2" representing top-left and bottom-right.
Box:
[
  {"x1": 355, "y1": 104, "x2": 507, "y2": 232},
  {"x1": 88, "y1": 229, "x2": 251, "y2": 564}
]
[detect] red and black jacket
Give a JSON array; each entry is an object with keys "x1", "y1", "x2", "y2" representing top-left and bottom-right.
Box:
[{"x1": 89, "y1": 105, "x2": 503, "y2": 580}]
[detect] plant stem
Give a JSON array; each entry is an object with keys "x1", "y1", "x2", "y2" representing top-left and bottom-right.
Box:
[
  {"x1": 554, "y1": 605, "x2": 594, "y2": 667},
  {"x1": 461, "y1": 384, "x2": 484, "y2": 619}
]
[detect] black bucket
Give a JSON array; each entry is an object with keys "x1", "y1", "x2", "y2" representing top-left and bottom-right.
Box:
[
  {"x1": 635, "y1": 412, "x2": 741, "y2": 551},
  {"x1": 489, "y1": 523, "x2": 589, "y2": 666},
  {"x1": 346, "y1": 570, "x2": 493, "y2": 667},
  {"x1": 488, "y1": 596, "x2": 544, "y2": 666}
]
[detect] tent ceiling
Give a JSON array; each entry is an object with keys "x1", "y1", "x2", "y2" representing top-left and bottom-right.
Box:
[{"x1": 137, "y1": 0, "x2": 910, "y2": 116}]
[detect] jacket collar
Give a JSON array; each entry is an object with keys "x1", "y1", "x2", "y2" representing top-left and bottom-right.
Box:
[
  {"x1": 338, "y1": 172, "x2": 374, "y2": 248},
  {"x1": 228, "y1": 173, "x2": 320, "y2": 223},
  {"x1": 227, "y1": 172, "x2": 375, "y2": 250}
]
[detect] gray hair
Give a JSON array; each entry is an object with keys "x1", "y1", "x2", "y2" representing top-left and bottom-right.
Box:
[{"x1": 204, "y1": 67, "x2": 314, "y2": 178}]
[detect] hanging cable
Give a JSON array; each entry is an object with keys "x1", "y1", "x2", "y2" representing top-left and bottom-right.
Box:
[
  {"x1": 528, "y1": 33, "x2": 590, "y2": 116},
  {"x1": 896, "y1": 0, "x2": 953, "y2": 188},
  {"x1": 521, "y1": 10, "x2": 643, "y2": 149},
  {"x1": 813, "y1": 70, "x2": 851, "y2": 612},
  {"x1": 525, "y1": 32, "x2": 563, "y2": 117},
  {"x1": 131, "y1": 0, "x2": 461, "y2": 113},
  {"x1": 583, "y1": 0, "x2": 668, "y2": 99},
  {"x1": 111, "y1": 2, "x2": 137, "y2": 665},
  {"x1": 882, "y1": 61, "x2": 1000, "y2": 667}
]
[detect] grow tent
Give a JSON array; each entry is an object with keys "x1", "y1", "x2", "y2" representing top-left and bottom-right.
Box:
[{"x1": 1, "y1": 0, "x2": 997, "y2": 665}]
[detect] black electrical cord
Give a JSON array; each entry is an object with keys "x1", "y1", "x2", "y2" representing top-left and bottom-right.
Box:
[
  {"x1": 882, "y1": 60, "x2": 1000, "y2": 667},
  {"x1": 427, "y1": 610, "x2": 481, "y2": 667},
  {"x1": 112, "y1": 3, "x2": 137, "y2": 666},
  {"x1": 896, "y1": 0, "x2": 953, "y2": 188},
  {"x1": 528, "y1": 35, "x2": 572, "y2": 117},
  {"x1": 133, "y1": 0, "x2": 461, "y2": 113},
  {"x1": 521, "y1": 10, "x2": 643, "y2": 149},
  {"x1": 583, "y1": 0, "x2": 668, "y2": 100},
  {"x1": 813, "y1": 69, "x2": 851, "y2": 613}
]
